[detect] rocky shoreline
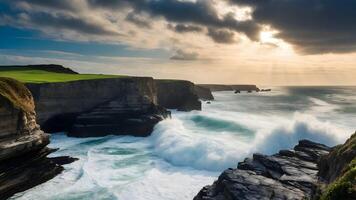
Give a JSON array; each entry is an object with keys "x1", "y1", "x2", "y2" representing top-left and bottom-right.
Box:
[{"x1": 194, "y1": 133, "x2": 356, "y2": 200}]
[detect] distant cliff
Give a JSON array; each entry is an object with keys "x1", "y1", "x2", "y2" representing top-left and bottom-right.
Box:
[
  {"x1": 0, "y1": 64, "x2": 78, "y2": 74},
  {"x1": 155, "y1": 80, "x2": 202, "y2": 111},
  {"x1": 194, "y1": 85, "x2": 214, "y2": 101},
  {"x1": 198, "y1": 84, "x2": 260, "y2": 92},
  {"x1": 0, "y1": 77, "x2": 76, "y2": 199}
]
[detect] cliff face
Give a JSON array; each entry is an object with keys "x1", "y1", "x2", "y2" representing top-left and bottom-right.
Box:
[
  {"x1": 318, "y1": 132, "x2": 356, "y2": 200},
  {"x1": 194, "y1": 85, "x2": 214, "y2": 101},
  {"x1": 0, "y1": 78, "x2": 75, "y2": 199},
  {"x1": 195, "y1": 140, "x2": 332, "y2": 200},
  {"x1": 27, "y1": 77, "x2": 170, "y2": 137},
  {"x1": 155, "y1": 80, "x2": 201, "y2": 111}
]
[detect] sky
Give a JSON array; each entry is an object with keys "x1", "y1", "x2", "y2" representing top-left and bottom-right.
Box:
[{"x1": 0, "y1": 0, "x2": 356, "y2": 85}]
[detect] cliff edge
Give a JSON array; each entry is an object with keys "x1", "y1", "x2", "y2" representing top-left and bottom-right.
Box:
[
  {"x1": 0, "y1": 77, "x2": 76, "y2": 199},
  {"x1": 155, "y1": 79, "x2": 202, "y2": 111}
]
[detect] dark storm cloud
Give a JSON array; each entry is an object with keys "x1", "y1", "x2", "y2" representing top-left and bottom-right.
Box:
[
  {"x1": 125, "y1": 12, "x2": 151, "y2": 28},
  {"x1": 23, "y1": 12, "x2": 120, "y2": 36},
  {"x1": 229, "y1": 0, "x2": 356, "y2": 54},
  {"x1": 167, "y1": 24, "x2": 203, "y2": 33},
  {"x1": 170, "y1": 49, "x2": 199, "y2": 60},
  {"x1": 12, "y1": 0, "x2": 79, "y2": 11},
  {"x1": 207, "y1": 28, "x2": 236, "y2": 44},
  {"x1": 3, "y1": 0, "x2": 356, "y2": 54},
  {"x1": 88, "y1": 0, "x2": 261, "y2": 41}
]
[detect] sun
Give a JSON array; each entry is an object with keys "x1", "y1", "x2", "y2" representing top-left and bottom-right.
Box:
[{"x1": 260, "y1": 31, "x2": 275, "y2": 43}]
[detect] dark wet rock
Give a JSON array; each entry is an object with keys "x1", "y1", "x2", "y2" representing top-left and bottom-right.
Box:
[
  {"x1": 194, "y1": 140, "x2": 331, "y2": 200},
  {"x1": 69, "y1": 101, "x2": 170, "y2": 137}
]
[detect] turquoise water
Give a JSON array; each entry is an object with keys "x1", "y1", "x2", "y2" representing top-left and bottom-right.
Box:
[{"x1": 12, "y1": 87, "x2": 356, "y2": 200}]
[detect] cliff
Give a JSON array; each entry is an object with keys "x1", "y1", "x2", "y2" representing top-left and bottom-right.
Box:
[
  {"x1": 0, "y1": 77, "x2": 76, "y2": 199},
  {"x1": 194, "y1": 85, "x2": 214, "y2": 101},
  {"x1": 198, "y1": 84, "x2": 260, "y2": 92},
  {"x1": 195, "y1": 140, "x2": 332, "y2": 200},
  {"x1": 155, "y1": 79, "x2": 202, "y2": 111},
  {"x1": 26, "y1": 77, "x2": 170, "y2": 137},
  {"x1": 317, "y1": 132, "x2": 356, "y2": 200},
  {"x1": 2, "y1": 65, "x2": 205, "y2": 137}
]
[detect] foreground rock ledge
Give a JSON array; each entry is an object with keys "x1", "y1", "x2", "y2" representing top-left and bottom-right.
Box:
[{"x1": 194, "y1": 140, "x2": 331, "y2": 200}]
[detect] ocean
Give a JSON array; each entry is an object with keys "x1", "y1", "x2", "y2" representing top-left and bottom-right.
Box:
[{"x1": 12, "y1": 86, "x2": 356, "y2": 200}]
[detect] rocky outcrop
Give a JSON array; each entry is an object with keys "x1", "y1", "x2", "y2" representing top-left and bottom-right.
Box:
[
  {"x1": 195, "y1": 140, "x2": 331, "y2": 200},
  {"x1": 0, "y1": 77, "x2": 76, "y2": 199},
  {"x1": 317, "y1": 132, "x2": 356, "y2": 200},
  {"x1": 319, "y1": 132, "x2": 356, "y2": 183},
  {"x1": 27, "y1": 77, "x2": 170, "y2": 137},
  {"x1": 195, "y1": 85, "x2": 214, "y2": 101},
  {"x1": 198, "y1": 84, "x2": 260, "y2": 92},
  {"x1": 155, "y1": 80, "x2": 201, "y2": 111}
]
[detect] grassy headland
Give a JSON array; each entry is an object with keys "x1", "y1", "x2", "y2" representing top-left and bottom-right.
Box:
[{"x1": 0, "y1": 67, "x2": 124, "y2": 83}]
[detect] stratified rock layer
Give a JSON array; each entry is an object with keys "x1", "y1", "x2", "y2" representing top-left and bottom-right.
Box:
[
  {"x1": 194, "y1": 140, "x2": 331, "y2": 200},
  {"x1": 0, "y1": 78, "x2": 76, "y2": 199},
  {"x1": 26, "y1": 77, "x2": 170, "y2": 137}
]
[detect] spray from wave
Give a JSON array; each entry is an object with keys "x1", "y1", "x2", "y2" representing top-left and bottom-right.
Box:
[{"x1": 148, "y1": 112, "x2": 350, "y2": 171}]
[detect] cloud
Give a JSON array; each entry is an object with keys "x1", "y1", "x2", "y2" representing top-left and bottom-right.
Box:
[
  {"x1": 2, "y1": 0, "x2": 356, "y2": 55},
  {"x1": 87, "y1": 0, "x2": 261, "y2": 41},
  {"x1": 18, "y1": 12, "x2": 121, "y2": 36},
  {"x1": 207, "y1": 28, "x2": 236, "y2": 44},
  {"x1": 125, "y1": 12, "x2": 151, "y2": 28},
  {"x1": 230, "y1": 0, "x2": 356, "y2": 54},
  {"x1": 170, "y1": 49, "x2": 199, "y2": 60},
  {"x1": 168, "y1": 24, "x2": 203, "y2": 33}
]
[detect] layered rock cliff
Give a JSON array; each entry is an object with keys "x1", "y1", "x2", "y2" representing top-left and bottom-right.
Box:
[
  {"x1": 0, "y1": 78, "x2": 75, "y2": 199},
  {"x1": 195, "y1": 140, "x2": 332, "y2": 200},
  {"x1": 195, "y1": 133, "x2": 356, "y2": 200},
  {"x1": 317, "y1": 132, "x2": 356, "y2": 200},
  {"x1": 26, "y1": 77, "x2": 170, "y2": 137},
  {"x1": 155, "y1": 80, "x2": 201, "y2": 111}
]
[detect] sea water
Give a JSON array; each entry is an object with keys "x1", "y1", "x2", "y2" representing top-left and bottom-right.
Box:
[{"x1": 12, "y1": 86, "x2": 356, "y2": 200}]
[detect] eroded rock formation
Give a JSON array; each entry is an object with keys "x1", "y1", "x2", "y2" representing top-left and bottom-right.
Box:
[
  {"x1": 0, "y1": 77, "x2": 76, "y2": 199},
  {"x1": 26, "y1": 77, "x2": 171, "y2": 137},
  {"x1": 195, "y1": 140, "x2": 332, "y2": 200}
]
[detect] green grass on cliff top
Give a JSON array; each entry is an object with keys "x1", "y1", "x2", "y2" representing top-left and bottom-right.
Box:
[{"x1": 0, "y1": 67, "x2": 125, "y2": 83}]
